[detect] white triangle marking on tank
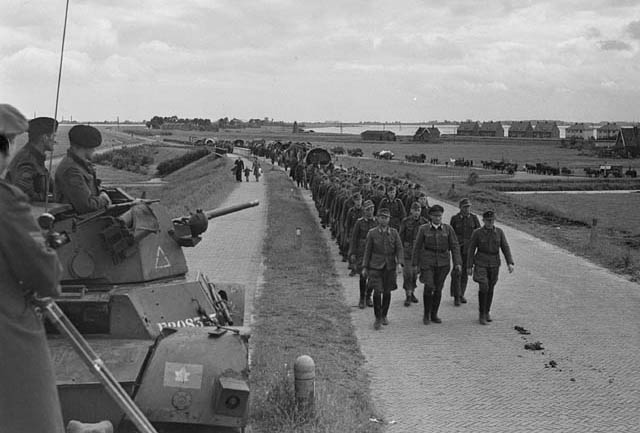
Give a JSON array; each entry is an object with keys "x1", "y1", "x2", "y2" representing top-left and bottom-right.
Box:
[{"x1": 155, "y1": 246, "x2": 171, "y2": 268}]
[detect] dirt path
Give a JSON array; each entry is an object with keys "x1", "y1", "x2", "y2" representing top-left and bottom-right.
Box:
[{"x1": 301, "y1": 191, "x2": 640, "y2": 432}]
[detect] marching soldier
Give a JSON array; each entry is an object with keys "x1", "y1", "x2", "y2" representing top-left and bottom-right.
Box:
[
  {"x1": 449, "y1": 198, "x2": 481, "y2": 306},
  {"x1": 5, "y1": 117, "x2": 58, "y2": 201},
  {"x1": 412, "y1": 204, "x2": 461, "y2": 325},
  {"x1": 55, "y1": 124, "x2": 111, "y2": 214},
  {"x1": 349, "y1": 200, "x2": 378, "y2": 308},
  {"x1": 0, "y1": 104, "x2": 65, "y2": 433},
  {"x1": 467, "y1": 210, "x2": 515, "y2": 325},
  {"x1": 362, "y1": 207, "x2": 404, "y2": 330},
  {"x1": 417, "y1": 192, "x2": 430, "y2": 220},
  {"x1": 378, "y1": 185, "x2": 406, "y2": 230},
  {"x1": 398, "y1": 202, "x2": 428, "y2": 306}
]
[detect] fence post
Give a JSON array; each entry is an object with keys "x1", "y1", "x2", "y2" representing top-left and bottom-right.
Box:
[
  {"x1": 294, "y1": 355, "x2": 315, "y2": 413},
  {"x1": 589, "y1": 218, "x2": 598, "y2": 246}
]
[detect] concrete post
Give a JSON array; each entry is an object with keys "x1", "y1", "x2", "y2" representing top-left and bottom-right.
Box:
[
  {"x1": 294, "y1": 227, "x2": 302, "y2": 249},
  {"x1": 589, "y1": 218, "x2": 598, "y2": 246},
  {"x1": 294, "y1": 355, "x2": 315, "y2": 412}
]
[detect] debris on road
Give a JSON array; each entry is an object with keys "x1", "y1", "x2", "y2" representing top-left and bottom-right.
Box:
[
  {"x1": 369, "y1": 417, "x2": 396, "y2": 425},
  {"x1": 524, "y1": 341, "x2": 544, "y2": 350},
  {"x1": 545, "y1": 360, "x2": 558, "y2": 368},
  {"x1": 514, "y1": 325, "x2": 531, "y2": 335}
]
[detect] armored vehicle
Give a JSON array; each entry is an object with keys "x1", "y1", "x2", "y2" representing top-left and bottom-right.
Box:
[{"x1": 33, "y1": 188, "x2": 258, "y2": 432}]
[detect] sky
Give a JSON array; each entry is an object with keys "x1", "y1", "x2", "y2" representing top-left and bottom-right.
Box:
[{"x1": 1, "y1": 0, "x2": 639, "y2": 123}]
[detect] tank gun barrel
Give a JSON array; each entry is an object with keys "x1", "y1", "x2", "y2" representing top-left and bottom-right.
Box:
[{"x1": 204, "y1": 200, "x2": 259, "y2": 220}]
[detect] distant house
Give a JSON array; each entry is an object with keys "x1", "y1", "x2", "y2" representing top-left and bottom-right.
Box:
[
  {"x1": 613, "y1": 126, "x2": 640, "y2": 157},
  {"x1": 508, "y1": 121, "x2": 534, "y2": 138},
  {"x1": 597, "y1": 122, "x2": 620, "y2": 141},
  {"x1": 360, "y1": 130, "x2": 396, "y2": 141},
  {"x1": 413, "y1": 126, "x2": 441, "y2": 142},
  {"x1": 566, "y1": 123, "x2": 594, "y2": 140},
  {"x1": 479, "y1": 121, "x2": 504, "y2": 137},
  {"x1": 532, "y1": 121, "x2": 560, "y2": 138},
  {"x1": 457, "y1": 121, "x2": 480, "y2": 136}
]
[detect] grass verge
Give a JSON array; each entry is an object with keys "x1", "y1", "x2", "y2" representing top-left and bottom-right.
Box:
[{"x1": 249, "y1": 169, "x2": 382, "y2": 433}]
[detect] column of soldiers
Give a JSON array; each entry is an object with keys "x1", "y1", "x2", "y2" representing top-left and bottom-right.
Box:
[
  {"x1": 1, "y1": 105, "x2": 115, "y2": 433},
  {"x1": 307, "y1": 163, "x2": 514, "y2": 330}
]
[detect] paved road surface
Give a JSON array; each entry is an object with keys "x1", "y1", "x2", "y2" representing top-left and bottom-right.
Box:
[{"x1": 301, "y1": 191, "x2": 639, "y2": 432}]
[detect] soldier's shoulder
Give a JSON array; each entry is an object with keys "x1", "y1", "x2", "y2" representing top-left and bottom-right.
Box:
[{"x1": 0, "y1": 180, "x2": 28, "y2": 202}]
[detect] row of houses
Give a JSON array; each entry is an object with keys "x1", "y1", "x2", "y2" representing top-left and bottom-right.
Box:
[{"x1": 457, "y1": 121, "x2": 561, "y2": 138}]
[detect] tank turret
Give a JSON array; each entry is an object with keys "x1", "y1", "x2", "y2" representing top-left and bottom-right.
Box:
[{"x1": 33, "y1": 187, "x2": 258, "y2": 432}]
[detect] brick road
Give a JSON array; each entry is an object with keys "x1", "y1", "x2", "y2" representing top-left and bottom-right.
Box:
[
  {"x1": 184, "y1": 155, "x2": 639, "y2": 432},
  {"x1": 300, "y1": 192, "x2": 640, "y2": 432}
]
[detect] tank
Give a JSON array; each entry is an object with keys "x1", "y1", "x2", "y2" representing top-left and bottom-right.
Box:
[{"x1": 32, "y1": 187, "x2": 258, "y2": 433}]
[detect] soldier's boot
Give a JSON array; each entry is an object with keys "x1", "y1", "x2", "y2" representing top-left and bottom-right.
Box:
[
  {"x1": 358, "y1": 276, "x2": 367, "y2": 308},
  {"x1": 486, "y1": 289, "x2": 494, "y2": 322},
  {"x1": 373, "y1": 293, "x2": 382, "y2": 330},
  {"x1": 430, "y1": 292, "x2": 442, "y2": 323},
  {"x1": 460, "y1": 279, "x2": 468, "y2": 303},
  {"x1": 404, "y1": 290, "x2": 412, "y2": 307},
  {"x1": 410, "y1": 292, "x2": 419, "y2": 303},
  {"x1": 366, "y1": 287, "x2": 374, "y2": 307},
  {"x1": 423, "y1": 293, "x2": 432, "y2": 325},
  {"x1": 478, "y1": 291, "x2": 487, "y2": 325},
  {"x1": 381, "y1": 293, "x2": 391, "y2": 325}
]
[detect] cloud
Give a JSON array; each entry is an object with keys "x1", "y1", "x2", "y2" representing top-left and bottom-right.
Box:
[
  {"x1": 585, "y1": 26, "x2": 601, "y2": 38},
  {"x1": 627, "y1": 20, "x2": 640, "y2": 39},
  {"x1": 598, "y1": 40, "x2": 632, "y2": 50}
]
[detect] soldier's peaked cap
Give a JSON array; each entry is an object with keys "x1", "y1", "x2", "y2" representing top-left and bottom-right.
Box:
[
  {"x1": 459, "y1": 198, "x2": 471, "y2": 207},
  {"x1": 377, "y1": 207, "x2": 391, "y2": 217},
  {"x1": 29, "y1": 117, "x2": 58, "y2": 138},
  {"x1": 428, "y1": 204, "x2": 444, "y2": 214},
  {"x1": 69, "y1": 125, "x2": 102, "y2": 148},
  {"x1": 363, "y1": 199, "x2": 375, "y2": 209},
  {"x1": 483, "y1": 210, "x2": 496, "y2": 219}
]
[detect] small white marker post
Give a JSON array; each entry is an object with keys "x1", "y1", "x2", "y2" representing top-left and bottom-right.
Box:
[{"x1": 294, "y1": 355, "x2": 315, "y2": 414}]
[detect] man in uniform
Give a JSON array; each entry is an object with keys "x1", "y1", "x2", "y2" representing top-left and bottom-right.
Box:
[
  {"x1": 349, "y1": 200, "x2": 378, "y2": 308},
  {"x1": 55, "y1": 124, "x2": 111, "y2": 214},
  {"x1": 5, "y1": 117, "x2": 58, "y2": 201},
  {"x1": 467, "y1": 210, "x2": 515, "y2": 325},
  {"x1": 398, "y1": 202, "x2": 428, "y2": 306},
  {"x1": 378, "y1": 185, "x2": 406, "y2": 230},
  {"x1": 412, "y1": 204, "x2": 461, "y2": 324},
  {"x1": 0, "y1": 104, "x2": 65, "y2": 433},
  {"x1": 362, "y1": 207, "x2": 404, "y2": 330},
  {"x1": 417, "y1": 191, "x2": 430, "y2": 220},
  {"x1": 449, "y1": 198, "x2": 481, "y2": 306}
]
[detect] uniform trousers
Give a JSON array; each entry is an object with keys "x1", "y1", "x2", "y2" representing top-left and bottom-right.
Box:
[
  {"x1": 450, "y1": 247, "x2": 470, "y2": 298},
  {"x1": 420, "y1": 264, "x2": 450, "y2": 319},
  {"x1": 473, "y1": 266, "x2": 500, "y2": 314},
  {"x1": 368, "y1": 266, "x2": 396, "y2": 319}
]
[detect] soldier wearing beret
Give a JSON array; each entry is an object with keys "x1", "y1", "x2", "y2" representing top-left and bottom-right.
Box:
[
  {"x1": 449, "y1": 198, "x2": 481, "y2": 306},
  {"x1": 399, "y1": 201, "x2": 428, "y2": 306},
  {"x1": 362, "y1": 207, "x2": 404, "y2": 330},
  {"x1": 5, "y1": 117, "x2": 58, "y2": 202},
  {"x1": 467, "y1": 210, "x2": 515, "y2": 325},
  {"x1": 54, "y1": 124, "x2": 111, "y2": 214},
  {"x1": 412, "y1": 204, "x2": 462, "y2": 324},
  {"x1": 349, "y1": 200, "x2": 378, "y2": 308},
  {"x1": 0, "y1": 104, "x2": 65, "y2": 433}
]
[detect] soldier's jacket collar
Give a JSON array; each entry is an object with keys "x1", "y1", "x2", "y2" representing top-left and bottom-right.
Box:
[{"x1": 68, "y1": 149, "x2": 95, "y2": 173}]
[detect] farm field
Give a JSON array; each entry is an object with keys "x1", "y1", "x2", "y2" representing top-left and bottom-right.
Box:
[{"x1": 511, "y1": 192, "x2": 640, "y2": 237}]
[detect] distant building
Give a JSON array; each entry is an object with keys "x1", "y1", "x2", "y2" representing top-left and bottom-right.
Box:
[
  {"x1": 479, "y1": 121, "x2": 504, "y2": 137},
  {"x1": 532, "y1": 121, "x2": 560, "y2": 138},
  {"x1": 597, "y1": 122, "x2": 620, "y2": 141},
  {"x1": 360, "y1": 130, "x2": 396, "y2": 141},
  {"x1": 566, "y1": 123, "x2": 594, "y2": 140},
  {"x1": 508, "y1": 121, "x2": 534, "y2": 138},
  {"x1": 413, "y1": 126, "x2": 440, "y2": 142},
  {"x1": 457, "y1": 121, "x2": 480, "y2": 136},
  {"x1": 613, "y1": 126, "x2": 640, "y2": 157}
]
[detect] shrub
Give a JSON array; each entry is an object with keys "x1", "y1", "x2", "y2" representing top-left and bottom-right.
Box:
[
  {"x1": 93, "y1": 145, "x2": 155, "y2": 175},
  {"x1": 466, "y1": 171, "x2": 479, "y2": 185},
  {"x1": 156, "y1": 148, "x2": 211, "y2": 176}
]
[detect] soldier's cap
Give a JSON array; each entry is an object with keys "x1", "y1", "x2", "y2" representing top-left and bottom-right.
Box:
[
  {"x1": 482, "y1": 210, "x2": 496, "y2": 219},
  {"x1": 418, "y1": 191, "x2": 427, "y2": 198},
  {"x1": 0, "y1": 103, "x2": 28, "y2": 138},
  {"x1": 352, "y1": 192, "x2": 362, "y2": 200},
  {"x1": 29, "y1": 117, "x2": 58, "y2": 139},
  {"x1": 69, "y1": 125, "x2": 102, "y2": 148},
  {"x1": 363, "y1": 199, "x2": 374, "y2": 209},
  {"x1": 459, "y1": 198, "x2": 471, "y2": 207},
  {"x1": 377, "y1": 207, "x2": 391, "y2": 217},
  {"x1": 428, "y1": 204, "x2": 444, "y2": 215},
  {"x1": 410, "y1": 202, "x2": 422, "y2": 211}
]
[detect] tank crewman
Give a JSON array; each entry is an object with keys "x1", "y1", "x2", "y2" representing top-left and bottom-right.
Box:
[
  {"x1": 349, "y1": 200, "x2": 378, "y2": 308},
  {"x1": 378, "y1": 185, "x2": 406, "y2": 231},
  {"x1": 362, "y1": 207, "x2": 404, "y2": 330},
  {"x1": 5, "y1": 117, "x2": 58, "y2": 202},
  {"x1": 467, "y1": 210, "x2": 515, "y2": 325},
  {"x1": 0, "y1": 104, "x2": 65, "y2": 433},
  {"x1": 54, "y1": 124, "x2": 111, "y2": 214},
  {"x1": 399, "y1": 202, "x2": 428, "y2": 307},
  {"x1": 449, "y1": 198, "x2": 481, "y2": 306},
  {"x1": 412, "y1": 204, "x2": 461, "y2": 325}
]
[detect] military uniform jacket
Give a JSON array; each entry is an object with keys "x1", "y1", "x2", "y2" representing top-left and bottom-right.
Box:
[
  {"x1": 398, "y1": 215, "x2": 428, "y2": 260},
  {"x1": 378, "y1": 197, "x2": 406, "y2": 228},
  {"x1": 467, "y1": 226, "x2": 514, "y2": 268},
  {"x1": 348, "y1": 216, "x2": 378, "y2": 258},
  {"x1": 362, "y1": 226, "x2": 404, "y2": 270},
  {"x1": 412, "y1": 223, "x2": 462, "y2": 268},
  {"x1": 55, "y1": 150, "x2": 109, "y2": 214},
  {"x1": 5, "y1": 142, "x2": 52, "y2": 202},
  {"x1": 450, "y1": 212, "x2": 481, "y2": 251},
  {"x1": 0, "y1": 180, "x2": 64, "y2": 433}
]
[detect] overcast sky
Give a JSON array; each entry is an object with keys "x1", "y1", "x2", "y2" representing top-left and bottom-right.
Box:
[{"x1": 1, "y1": 0, "x2": 639, "y2": 123}]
